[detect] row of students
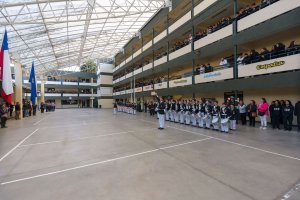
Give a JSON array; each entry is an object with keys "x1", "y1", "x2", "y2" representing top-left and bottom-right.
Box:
[
  {"x1": 116, "y1": 102, "x2": 137, "y2": 115},
  {"x1": 154, "y1": 98, "x2": 237, "y2": 133}
]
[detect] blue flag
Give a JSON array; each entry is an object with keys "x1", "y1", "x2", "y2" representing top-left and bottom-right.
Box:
[{"x1": 29, "y1": 62, "x2": 37, "y2": 105}]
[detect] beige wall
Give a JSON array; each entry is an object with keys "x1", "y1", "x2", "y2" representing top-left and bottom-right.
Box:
[
  {"x1": 55, "y1": 100, "x2": 62, "y2": 109},
  {"x1": 100, "y1": 75, "x2": 113, "y2": 85},
  {"x1": 98, "y1": 99, "x2": 113, "y2": 108}
]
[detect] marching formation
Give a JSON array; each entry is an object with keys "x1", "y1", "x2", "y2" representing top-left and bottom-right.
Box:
[
  {"x1": 116, "y1": 98, "x2": 238, "y2": 133},
  {"x1": 156, "y1": 98, "x2": 237, "y2": 133},
  {"x1": 115, "y1": 96, "x2": 300, "y2": 133}
]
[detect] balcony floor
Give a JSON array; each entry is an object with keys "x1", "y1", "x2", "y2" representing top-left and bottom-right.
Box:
[{"x1": 0, "y1": 109, "x2": 300, "y2": 200}]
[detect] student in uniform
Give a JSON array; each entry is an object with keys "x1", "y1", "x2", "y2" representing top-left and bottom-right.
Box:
[
  {"x1": 198, "y1": 99, "x2": 206, "y2": 128},
  {"x1": 156, "y1": 95, "x2": 166, "y2": 130},
  {"x1": 211, "y1": 101, "x2": 220, "y2": 131},
  {"x1": 113, "y1": 101, "x2": 117, "y2": 114},
  {"x1": 165, "y1": 100, "x2": 171, "y2": 121},
  {"x1": 185, "y1": 100, "x2": 191, "y2": 125},
  {"x1": 205, "y1": 101, "x2": 213, "y2": 129},
  {"x1": 179, "y1": 100, "x2": 185, "y2": 124},
  {"x1": 175, "y1": 100, "x2": 181, "y2": 123},
  {"x1": 282, "y1": 100, "x2": 294, "y2": 131},
  {"x1": 191, "y1": 100, "x2": 198, "y2": 126},
  {"x1": 271, "y1": 100, "x2": 281, "y2": 130},
  {"x1": 229, "y1": 104, "x2": 238, "y2": 130},
  {"x1": 170, "y1": 99, "x2": 176, "y2": 122},
  {"x1": 220, "y1": 103, "x2": 231, "y2": 134}
]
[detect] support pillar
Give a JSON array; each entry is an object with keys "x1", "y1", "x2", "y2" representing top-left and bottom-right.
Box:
[
  {"x1": 40, "y1": 81, "x2": 45, "y2": 103},
  {"x1": 14, "y1": 61, "x2": 23, "y2": 119}
]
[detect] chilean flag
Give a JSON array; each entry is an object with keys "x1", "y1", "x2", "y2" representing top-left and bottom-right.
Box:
[{"x1": 0, "y1": 30, "x2": 13, "y2": 104}]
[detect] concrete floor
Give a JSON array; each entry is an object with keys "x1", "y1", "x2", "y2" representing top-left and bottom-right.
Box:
[{"x1": 0, "y1": 109, "x2": 300, "y2": 200}]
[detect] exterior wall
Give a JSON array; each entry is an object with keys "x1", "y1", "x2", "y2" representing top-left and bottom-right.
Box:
[
  {"x1": 100, "y1": 75, "x2": 113, "y2": 85},
  {"x1": 55, "y1": 100, "x2": 62, "y2": 109},
  {"x1": 98, "y1": 99, "x2": 113, "y2": 109}
]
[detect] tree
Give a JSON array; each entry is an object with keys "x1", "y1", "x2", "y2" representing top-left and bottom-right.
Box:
[{"x1": 80, "y1": 60, "x2": 96, "y2": 73}]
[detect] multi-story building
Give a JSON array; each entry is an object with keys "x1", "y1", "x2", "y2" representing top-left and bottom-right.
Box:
[
  {"x1": 23, "y1": 71, "x2": 97, "y2": 108},
  {"x1": 112, "y1": 0, "x2": 300, "y2": 112}
]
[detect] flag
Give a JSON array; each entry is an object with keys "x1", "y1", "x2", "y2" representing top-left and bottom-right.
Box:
[
  {"x1": 29, "y1": 62, "x2": 37, "y2": 105},
  {"x1": 0, "y1": 30, "x2": 13, "y2": 104}
]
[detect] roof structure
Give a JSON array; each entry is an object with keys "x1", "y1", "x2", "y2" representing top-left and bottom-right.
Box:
[{"x1": 0, "y1": 0, "x2": 165, "y2": 75}]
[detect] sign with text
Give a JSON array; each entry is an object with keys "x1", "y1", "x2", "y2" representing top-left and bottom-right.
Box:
[
  {"x1": 134, "y1": 87, "x2": 143, "y2": 93},
  {"x1": 169, "y1": 77, "x2": 192, "y2": 88},
  {"x1": 143, "y1": 85, "x2": 154, "y2": 91},
  {"x1": 238, "y1": 54, "x2": 300, "y2": 77},
  {"x1": 195, "y1": 68, "x2": 233, "y2": 84}
]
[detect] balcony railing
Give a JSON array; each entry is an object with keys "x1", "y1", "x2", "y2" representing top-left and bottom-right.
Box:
[
  {"x1": 45, "y1": 93, "x2": 61, "y2": 97},
  {"x1": 133, "y1": 49, "x2": 142, "y2": 59},
  {"x1": 143, "y1": 40, "x2": 152, "y2": 52},
  {"x1": 239, "y1": 53, "x2": 300, "y2": 78},
  {"x1": 134, "y1": 87, "x2": 143, "y2": 93},
  {"x1": 62, "y1": 81, "x2": 78, "y2": 86},
  {"x1": 134, "y1": 67, "x2": 143, "y2": 75},
  {"x1": 143, "y1": 85, "x2": 154, "y2": 91},
  {"x1": 238, "y1": 0, "x2": 300, "y2": 32},
  {"x1": 79, "y1": 93, "x2": 93, "y2": 97},
  {"x1": 154, "y1": 81, "x2": 168, "y2": 90},
  {"x1": 125, "y1": 72, "x2": 133, "y2": 79},
  {"x1": 169, "y1": 43, "x2": 192, "y2": 61},
  {"x1": 126, "y1": 89, "x2": 133, "y2": 94},
  {"x1": 194, "y1": 24, "x2": 232, "y2": 50},
  {"x1": 195, "y1": 67, "x2": 233, "y2": 84},
  {"x1": 143, "y1": 62, "x2": 153, "y2": 72},
  {"x1": 154, "y1": 56, "x2": 167, "y2": 67},
  {"x1": 63, "y1": 93, "x2": 78, "y2": 97},
  {"x1": 154, "y1": 30, "x2": 167, "y2": 44},
  {"x1": 194, "y1": 0, "x2": 218, "y2": 16},
  {"x1": 169, "y1": 76, "x2": 192, "y2": 88},
  {"x1": 169, "y1": 11, "x2": 191, "y2": 33}
]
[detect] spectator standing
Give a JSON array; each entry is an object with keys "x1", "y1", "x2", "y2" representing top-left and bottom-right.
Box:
[
  {"x1": 282, "y1": 100, "x2": 294, "y2": 131},
  {"x1": 9, "y1": 104, "x2": 14, "y2": 117},
  {"x1": 15, "y1": 102, "x2": 21, "y2": 120},
  {"x1": 295, "y1": 99, "x2": 300, "y2": 132},
  {"x1": 238, "y1": 101, "x2": 247, "y2": 125},
  {"x1": 269, "y1": 101, "x2": 275, "y2": 125},
  {"x1": 33, "y1": 104, "x2": 37, "y2": 116},
  {"x1": 258, "y1": 98, "x2": 269, "y2": 130},
  {"x1": 40, "y1": 102, "x2": 45, "y2": 113},
  {"x1": 271, "y1": 100, "x2": 281, "y2": 130},
  {"x1": 0, "y1": 104, "x2": 9, "y2": 128},
  {"x1": 219, "y1": 58, "x2": 228, "y2": 67},
  {"x1": 247, "y1": 100, "x2": 257, "y2": 127},
  {"x1": 144, "y1": 101, "x2": 148, "y2": 113},
  {"x1": 237, "y1": 54, "x2": 245, "y2": 65}
]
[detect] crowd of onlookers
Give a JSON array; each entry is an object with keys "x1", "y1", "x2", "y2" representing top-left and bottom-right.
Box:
[
  {"x1": 169, "y1": 34, "x2": 193, "y2": 53},
  {"x1": 238, "y1": 41, "x2": 300, "y2": 65},
  {"x1": 47, "y1": 76, "x2": 92, "y2": 83},
  {"x1": 113, "y1": 0, "x2": 285, "y2": 82},
  {"x1": 241, "y1": 98, "x2": 300, "y2": 132},
  {"x1": 236, "y1": 0, "x2": 279, "y2": 20},
  {"x1": 0, "y1": 100, "x2": 56, "y2": 128}
]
